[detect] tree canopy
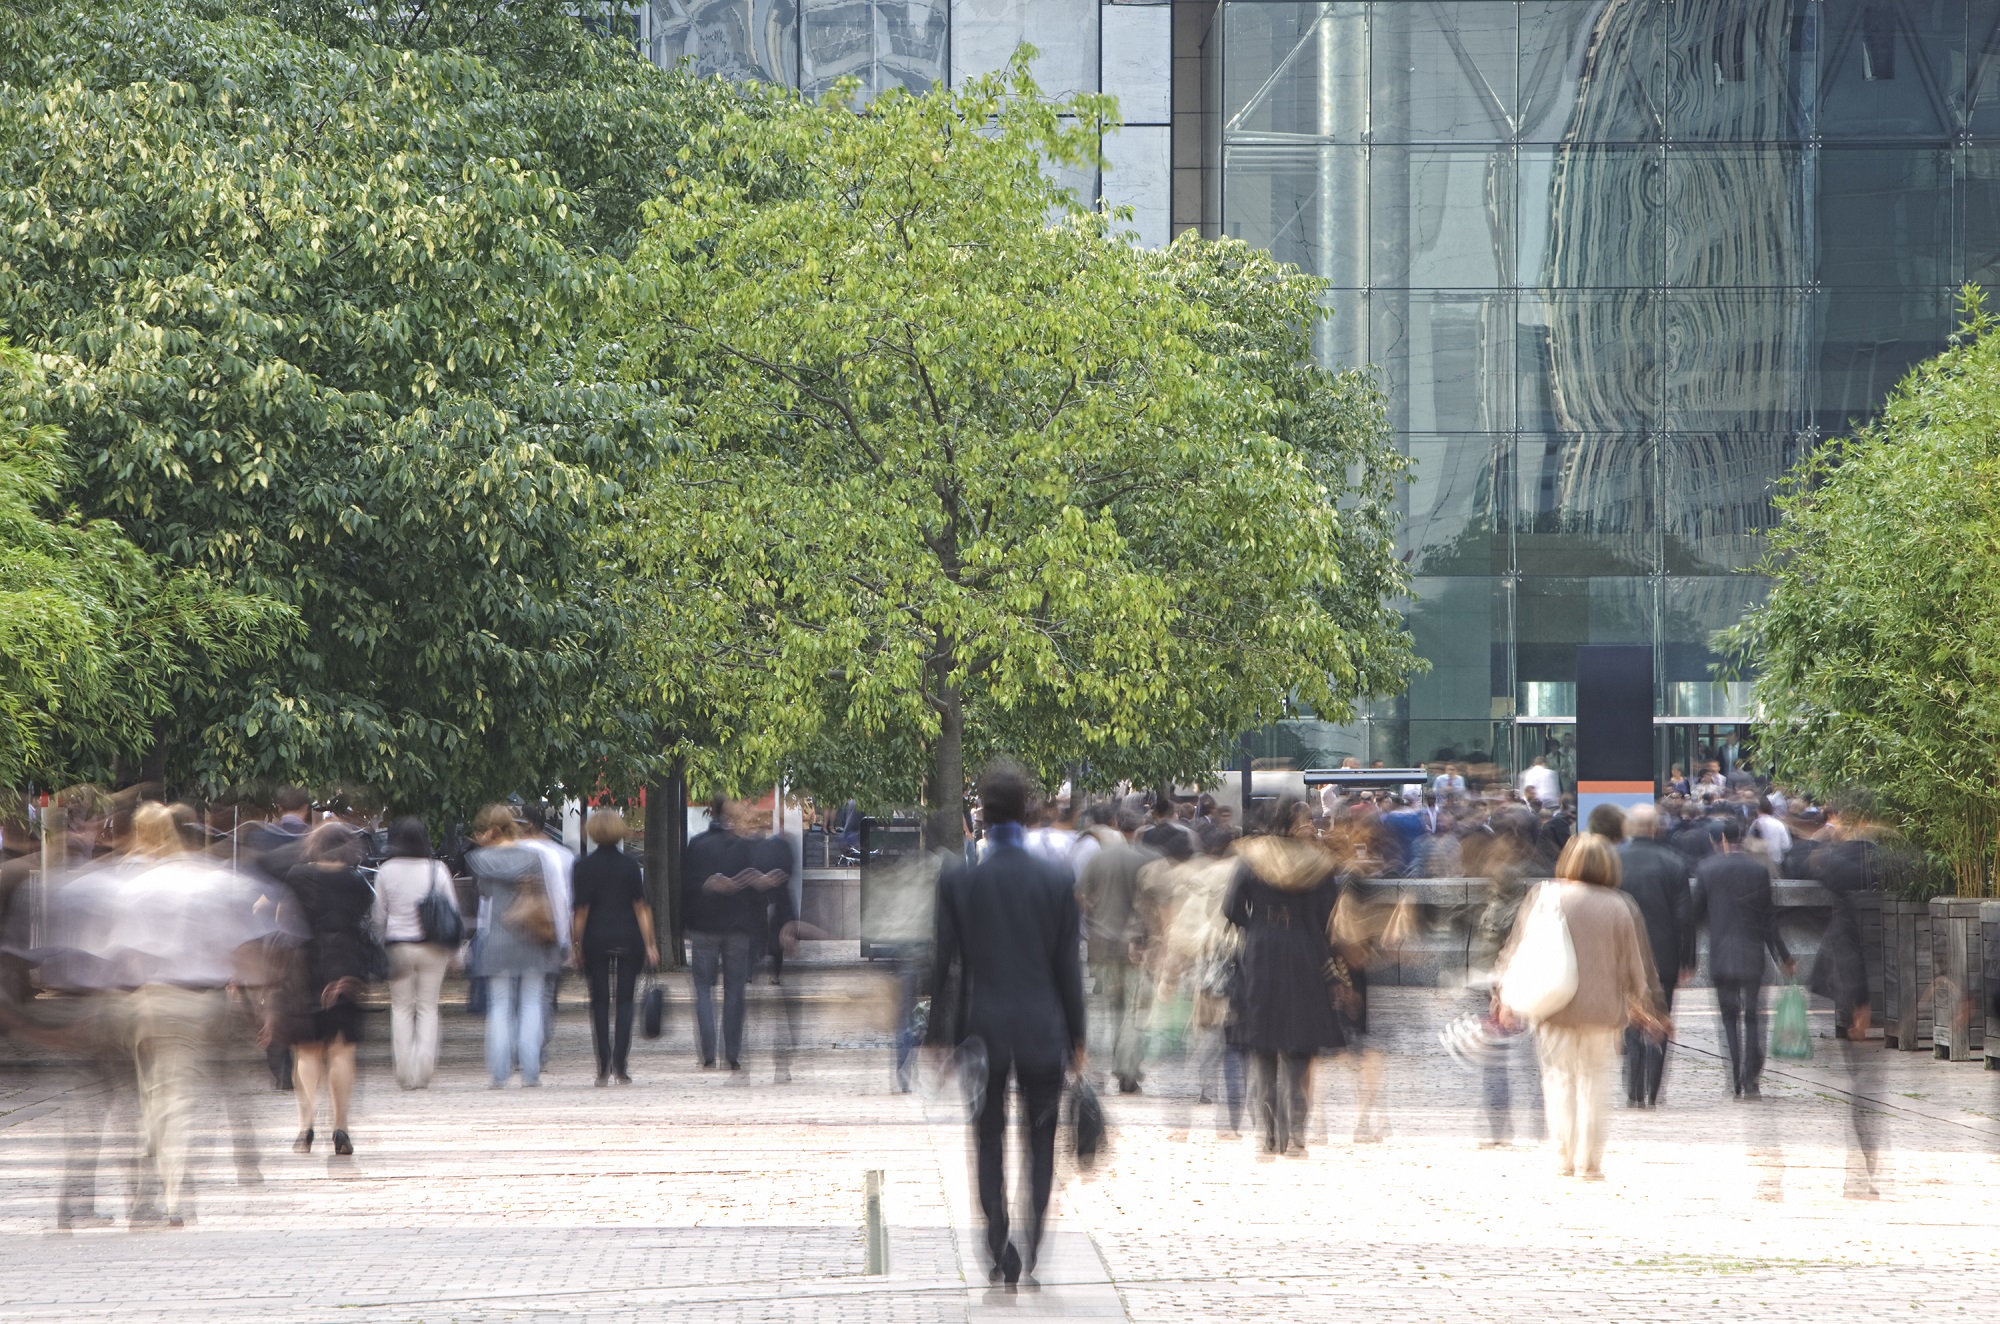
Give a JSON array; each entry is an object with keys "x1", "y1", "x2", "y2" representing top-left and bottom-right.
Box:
[
  {"x1": 611, "y1": 64, "x2": 1417, "y2": 813},
  {"x1": 0, "y1": 342, "x2": 292, "y2": 787},
  {"x1": 0, "y1": 0, "x2": 748, "y2": 809},
  {"x1": 1725, "y1": 290, "x2": 2000, "y2": 896}
]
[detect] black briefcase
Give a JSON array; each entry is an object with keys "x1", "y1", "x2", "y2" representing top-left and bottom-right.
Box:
[{"x1": 640, "y1": 975, "x2": 665, "y2": 1040}]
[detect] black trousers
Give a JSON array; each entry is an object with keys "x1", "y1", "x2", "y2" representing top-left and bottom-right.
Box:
[
  {"x1": 1623, "y1": 985, "x2": 1676, "y2": 1105},
  {"x1": 974, "y1": 1053, "x2": 1064, "y2": 1272},
  {"x1": 1715, "y1": 979, "x2": 1767, "y2": 1094},
  {"x1": 584, "y1": 949, "x2": 640, "y2": 1076}
]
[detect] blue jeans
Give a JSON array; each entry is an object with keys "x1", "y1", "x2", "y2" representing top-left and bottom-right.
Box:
[
  {"x1": 485, "y1": 970, "x2": 548, "y2": 1085},
  {"x1": 688, "y1": 931, "x2": 752, "y2": 1067}
]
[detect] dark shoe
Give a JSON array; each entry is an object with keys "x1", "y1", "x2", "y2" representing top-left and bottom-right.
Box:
[
  {"x1": 1117, "y1": 1077, "x2": 1141, "y2": 1095},
  {"x1": 332, "y1": 1130, "x2": 353, "y2": 1156},
  {"x1": 595, "y1": 1073, "x2": 610, "y2": 1087},
  {"x1": 292, "y1": 1129, "x2": 313, "y2": 1154},
  {"x1": 700, "y1": 1059, "x2": 716, "y2": 1070},
  {"x1": 1000, "y1": 1242, "x2": 1023, "y2": 1286},
  {"x1": 614, "y1": 1070, "x2": 632, "y2": 1085},
  {"x1": 727, "y1": 1061, "x2": 742, "y2": 1072}
]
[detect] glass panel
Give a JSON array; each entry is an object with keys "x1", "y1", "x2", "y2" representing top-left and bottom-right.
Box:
[
  {"x1": 1813, "y1": 284, "x2": 1954, "y2": 432},
  {"x1": 1222, "y1": 143, "x2": 1366, "y2": 283},
  {"x1": 1317, "y1": 289, "x2": 1371, "y2": 371},
  {"x1": 1374, "y1": 292, "x2": 1515, "y2": 433},
  {"x1": 1520, "y1": 145, "x2": 1666, "y2": 288},
  {"x1": 1661, "y1": 433, "x2": 1805, "y2": 574},
  {"x1": 1519, "y1": 291, "x2": 1660, "y2": 433},
  {"x1": 1402, "y1": 577, "x2": 1513, "y2": 725},
  {"x1": 1510, "y1": 436, "x2": 1658, "y2": 577},
  {"x1": 1520, "y1": 0, "x2": 1665, "y2": 144},
  {"x1": 1370, "y1": 1, "x2": 1519, "y2": 143},
  {"x1": 1818, "y1": 0, "x2": 1966, "y2": 139},
  {"x1": 1959, "y1": 146, "x2": 2000, "y2": 288},
  {"x1": 646, "y1": 0, "x2": 800, "y2": 87},
  {"x1": 1406, "y1": 720, "x2": 1509, "y2": 767},
  {"x1": 1221, "y1": 2, "x2": 1369, "y2": 142},
  {"x1": 1664, "y1": 0, "x2": 1809, "y2": 142},
  {"x1": 1662, "y1": 292, "x2": 1810, "y2": 432},
  {"x1": 1964, "y1": 1, "x2": 2000, "y2": 136},
  {"x1": 1402, "y1": 437, "x2": 1505, "y2": 576},
  {"x1": 801, "y1": 0, "x2": 948, "y2": 103},
  {"x1": 1662, "y1": 575, "x2": 1773, "y2": 685},
  {"x1": 1819, "y1": 145, "x2": 1953, "y2": 287},
  {"x1": 1664, "y1": 147, "x2": 1808, "y2": 287},
  {"x1": 1371, "y1": 147, "x2": 1514, "y2": 288},
  {"x1": 951, "y1": 0, "x2": 1096, "y2": 98},
  {"x1": 1515, "y1": 576, "x2": 1657, "y2": 695}
]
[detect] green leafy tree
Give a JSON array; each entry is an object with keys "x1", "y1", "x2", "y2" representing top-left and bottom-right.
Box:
[
  {"x1": 1725, "y1": 290, "x2": 2000, "y2": 896},
  {"x1": 0, "y1": 0, "x2": 747, "y2": 809},
  {"x1": 0, "y1": 343, "x2": 292, "y2": 786},
  {"x1": 612, "y1": 65, "x2": 1417, "y2": 817}
]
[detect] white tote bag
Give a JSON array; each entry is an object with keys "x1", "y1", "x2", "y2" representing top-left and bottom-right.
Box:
[{"x1": 1499, "y1": 882, "x2": 1579, "y2": 1021}]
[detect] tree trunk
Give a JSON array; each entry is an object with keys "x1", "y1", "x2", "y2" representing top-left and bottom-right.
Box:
[
  {"x1": 932, "y1": 668, "x2": 965, "y2": 849},
  {"x1": 644, "y1": 755, "x2": 689, "y2": 970}
]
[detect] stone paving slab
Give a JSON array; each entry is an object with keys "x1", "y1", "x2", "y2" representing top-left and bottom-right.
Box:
[{"x1": 3, "y1": 981, "x2": 1999, "y2": 1322}]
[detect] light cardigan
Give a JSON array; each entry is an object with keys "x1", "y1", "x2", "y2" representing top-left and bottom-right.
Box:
[
  {"x1": 371, "y1": 857, "x2": 458, "y2": 944},
  {"x1": 1499, "y1": 881, "x2": 1661, "y2": 1028}
]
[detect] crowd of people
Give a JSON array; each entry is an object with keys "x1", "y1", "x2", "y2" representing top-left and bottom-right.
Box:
[{"x1": 0, "y1": 759, "x2": 1888, "y2": 1251}]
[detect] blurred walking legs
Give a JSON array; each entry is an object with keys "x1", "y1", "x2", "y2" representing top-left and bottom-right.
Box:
[
  {"x1": 129, "y1": 985, "x2": 218, "y2": 1221},
  {"x1": 484, "y1": 971, "x2": 548, "y2": 1086},
  {"x1": 1090, "y1": 960, "x2": 1149, "y2": 1091},
  {"x1": 689, "y1": 931, "x2": 751, "y2": 1068},
  {"x1": 388, "y1": 943, "x2": 451, "y2": 1089},
  {"x1": 293, "y1": 1038, "x2": 356, "y2": 1135},
  {"x1": 1250, "y1": 1049, "x2": 1311, "y2": 1154},
  {"x1": 973, "y1": 1056, "x2": 1063, "y2": 1277},
  {"x1": 1537, "y1": 1024, "x2": 1617, "y2": 1176}
]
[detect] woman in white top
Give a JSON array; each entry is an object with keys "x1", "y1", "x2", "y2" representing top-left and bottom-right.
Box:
[{"x1": 371, "y1": 817, "x2": 461, "y2": 1088}]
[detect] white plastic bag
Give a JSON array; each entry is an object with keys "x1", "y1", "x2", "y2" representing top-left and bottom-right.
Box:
[{"x1": 1499, "y1": 883, "x2": 1579, "y2": 1021}]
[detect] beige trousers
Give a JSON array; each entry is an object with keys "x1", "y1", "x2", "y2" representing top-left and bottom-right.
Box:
[
  {"x1": 1535, "y1": 1023, "x2": 1620, "y2": 1174},
  {"x1": 129, "y1": 985, "x2": 221, "y2": 1217},
  {"x1": 388, "y1": 943, "x2": 452, "y2": 1088}
]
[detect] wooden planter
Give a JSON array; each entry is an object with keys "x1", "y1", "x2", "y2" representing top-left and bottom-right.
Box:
[
  {"x1": 1931, "y1": 897, "x2": 1985, "y2": 1060},
  {"x1": 1881, "y1": 898, "x2": 1935, "y2": 1050},
  {"x1": 1984, "y1": 902, "x2": 2000, "y2": 1071}
]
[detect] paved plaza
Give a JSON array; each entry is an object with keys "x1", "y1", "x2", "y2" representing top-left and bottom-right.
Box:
[{"x1": 4, "y1": 969, "x2": 1999, "y2": 1323}]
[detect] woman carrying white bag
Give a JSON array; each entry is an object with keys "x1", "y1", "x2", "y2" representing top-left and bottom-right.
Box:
[{"x1": 1494, "y1": 833, "x2": 1668, "y2": 1180}]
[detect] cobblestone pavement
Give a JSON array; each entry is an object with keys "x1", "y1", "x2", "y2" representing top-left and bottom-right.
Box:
[{"x1": 4, "y1": 970, "x2": 1999, "y2": 1322}]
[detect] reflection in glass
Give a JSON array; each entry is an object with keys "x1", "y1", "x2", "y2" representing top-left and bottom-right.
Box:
[
  {"x1": 1372, "y1": 147, "x2": 1515, "y2": 289},
  {"x1": 1519, "y1": 0, "x2": 1664, "y2": 143},
  {"x1": 1818, "y1": 0, "x2": 1965, "y2": 138},
  {"x1": 1370, "y1": 1, "x2": 1518, "y2": 142},
  {"x1": 1510, "y1": 436, "x2": 1657, "y2": 577},
  {"x1": 802, "y1": 0, "x2": 947, "y2": 103},
  {"x1": 1376, "y1": 293, "x2": 1514, "y2": 433},
  {"x1": 1820, "y1": 146, "x2": 1953, "y2": 287},
  {"x1": 646, "y1": 0, "x2": 799, "y2": 86},
  {"x1": 1401, "y1": 438, "x2": 1504, "y2": 576},
  {"x1": 1661, "y1": 434, "x2": 1804, "y2": 575},
  {"x1": 1662, "y1": 0, "x2": 1808, "y2": 142}
]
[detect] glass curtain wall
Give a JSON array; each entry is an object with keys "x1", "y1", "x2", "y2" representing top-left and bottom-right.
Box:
[
  {"x1": 642, "y1": 0, "x2": 950, "y2": 100},
  {"x1": 1220, "y1": 0, "x2": 2000, "y2": 778}
]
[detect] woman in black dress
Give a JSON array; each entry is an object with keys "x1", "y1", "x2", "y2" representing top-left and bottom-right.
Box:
[
  {"x1": 569, "y1": 809, "x2": 658, "y2": 1086},
  {"x1": 283, "y1": 823, "x2": 376, "y2": 1157},
  {"x1": 1224, "y1": 797, "x2": 1345, "y2": 1156}
]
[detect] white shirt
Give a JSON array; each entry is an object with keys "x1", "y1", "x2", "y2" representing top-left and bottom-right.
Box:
[
  {"x1": 1750, "y1": 813, "x2": 1793, "y2": 863},
  {"x1": 1520, "y1": 765, "x2": 1560, "y2": 805}
]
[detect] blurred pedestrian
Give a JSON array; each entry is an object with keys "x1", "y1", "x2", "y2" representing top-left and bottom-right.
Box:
[
  {"x1": 1225, "y1": 797, "x2": 1344, "y2": 1157},
  {"x1": 283, "y1": 822, "x2": 377, "y2": 1156},
  {"x1": 570, "y1": 809, "x2": 657, "y2": 1086},
  {"x1": 928, "y1": 762, "x2": 1086, "y2": 1288},
  {"x1": 1076, "y1": 797, "x2": 1154, "y2": 1094},
  {"x1": 1693, "y1": 817, "x2": 1793, "y2": 1099},
  {"x1": 1497, "y1": 834, "x2": 1665, "y2": 1179},
  {"x1": 1806, "y1": 794, "x2": 1883, "y2": 1197},
  {"x1": 682, "y1": 796, "x2": 761, "y2": 1071},
  {"x1": 1617, "y1": 804, "x2": 1694, "y2": 1106},
  {"x1": 467, "y1": 805, "x2": 562, "y2": 1088},
  {"x1": 373, "y1": 817, "x2": 459, "y2": 1089}
]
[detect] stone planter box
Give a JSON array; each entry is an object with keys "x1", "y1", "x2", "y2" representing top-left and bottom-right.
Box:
[
  {"x1": 1881, "y1": 898, "x2": 1935, "y2": 1050},
  {"x1": 1931, "y1": 897, "x2": 1985, "y2": 1060}
]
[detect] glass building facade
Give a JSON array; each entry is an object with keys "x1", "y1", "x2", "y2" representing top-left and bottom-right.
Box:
[{"x1": 1216, "y1": 0, "x2": 2000, "y2": 778}]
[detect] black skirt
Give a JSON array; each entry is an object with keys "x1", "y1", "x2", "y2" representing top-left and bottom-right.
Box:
[{"x1": 304, "y1": 996, "x2": 365, "y2": 1046}]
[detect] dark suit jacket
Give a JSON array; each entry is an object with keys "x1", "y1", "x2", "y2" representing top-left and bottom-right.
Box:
[
  {"x1": 1618, "y1": 837, "x2": 1695, "y2": 990},
  {"x1": 1694, "y1": 851, "x2": 1790, "y2": 984},
  {"x1": 682, "y1": 827, "x2": 760, "y2": 937},
  {"x1": 929, "y1": 842, "x2": 1086, "y2": 1073}
]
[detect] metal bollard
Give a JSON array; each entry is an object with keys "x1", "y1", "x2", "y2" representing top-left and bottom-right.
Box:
[{"x1": 864, "y1": 1169, "x2": 888, "y2": 1275}]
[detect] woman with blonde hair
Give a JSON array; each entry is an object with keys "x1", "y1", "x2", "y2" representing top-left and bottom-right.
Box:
[{"x1": 1496, "y1": 832, "x2": 1665, "y2": 1179}]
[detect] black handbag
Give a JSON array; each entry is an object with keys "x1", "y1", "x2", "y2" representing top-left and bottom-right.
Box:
[
  {"x1": 417, "y1": 863, "x2": 466, "y2": 947},
  {"x1": 1068, "y1": 1076, "x2": 1106, "y2": 1168},
  {"x1": 640, "y1": 973, "x2": 665, "y2": 1040}
]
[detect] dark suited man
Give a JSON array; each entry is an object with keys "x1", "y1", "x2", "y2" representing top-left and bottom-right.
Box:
[
  {"x1": 1618, "y1": 804, "x2": 1695, "y2": 1106},
  {"x1": 681, "y1": 797, "x2": 762, "y2": 1071},
  {"x1": 929, "y1": 763, "x2": 1086, "y2": 1287},
  {"x1": 1694, "y1": 816, "x2": 1793, "y2": 1098}
]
